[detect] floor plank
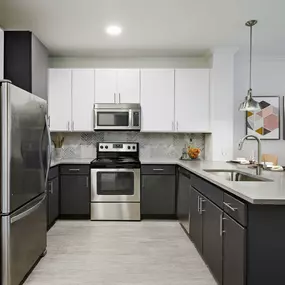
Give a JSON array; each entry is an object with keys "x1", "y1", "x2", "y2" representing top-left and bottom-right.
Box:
[{"x1": 24, "y1": 221, "x2": 217, "y2": 285}]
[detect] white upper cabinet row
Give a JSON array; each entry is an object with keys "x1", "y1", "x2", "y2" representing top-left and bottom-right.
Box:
[
  {"x1": 140, "y1": 69, "x2": 210, "y2": 133},
  {"x1": 48, "y1": 68, "x2": 210, "y2": 133},
  {"x1": 95, "y1": 69, "x2": 140, "y2": 104}
]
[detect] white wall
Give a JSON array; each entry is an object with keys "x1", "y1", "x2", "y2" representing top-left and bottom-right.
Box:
[
  {"x1": 205, "y1": 49, "x2": 236, "y2": 161},
  {"x1": 49, "y1": 56, "x2": 210, "y2": 69},
  {"x1": 0, "y1": 27, "x2": 3, "y2": 80},
  {"x1": 234, "y1": 53, "x2": 285, "y2": 164}
]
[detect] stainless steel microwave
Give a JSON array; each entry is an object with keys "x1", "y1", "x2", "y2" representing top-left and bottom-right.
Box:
[{"x1": 93, "y1": 103, "x2": 141, "y2": 131}]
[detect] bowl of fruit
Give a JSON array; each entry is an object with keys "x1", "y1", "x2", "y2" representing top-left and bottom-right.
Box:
[{"x1": 188, "y1": 147, "x2": 201, "y2": 160}]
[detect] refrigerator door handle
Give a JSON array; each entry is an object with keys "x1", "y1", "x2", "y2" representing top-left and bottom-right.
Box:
[
  {"x1": 10, "y1": 194, "x2": 46, "y2": 224},
  {"x1": 45, "y1": 115, "x2": 52, "y2": 189}
]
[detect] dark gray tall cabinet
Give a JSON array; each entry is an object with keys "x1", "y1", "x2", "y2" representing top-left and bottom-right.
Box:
[{"x1": 4, "y1": 31, "x2": 48, "y2": 100}]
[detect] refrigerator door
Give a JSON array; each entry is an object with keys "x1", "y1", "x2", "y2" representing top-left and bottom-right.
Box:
[
  {"x1": 1, "y1": 193, "x2": 47, "y2": 285},
  {"x1": 1, "y1": 82, "x2": 48, "y2": 214}
]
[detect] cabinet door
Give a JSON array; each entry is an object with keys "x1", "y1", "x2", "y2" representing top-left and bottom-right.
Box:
[
  {"x1": 72, "y1": 69, "x2": 95, "y2": 131},
  {"x1": 48, "y1": 177, "x2": 59, "y2": 228},
  {"x1": 60, "y1": 175, "x2": 90, "y2": 215},
  {"x1": 141, "y1": 69, "x2": 175, "y2": 132},
  {"x1": 48, "y1": 69, "x2": 72, "y2": 131},
  {"x1": 141, "y1": 175, "x2": 176, "y2": 215},
  {"x1": 202, "y1": 199, "x2": 223, "y2": 284},
  {"x1": 94, "y1": 69, "x2": 117, "y2": 103},
  {"x1": 223, "y1": 213, "x2": 246, "y2": 285},
  {"x1": 189, "y1": 187, "x2": 203, "y2": 253},
  {"x1": 177, "y1": 171, "x2": 191, "y2": 232},
  {"x1": 0, "y1": 27, "x2": 3, "y2": 80},
  {"x1": 175, "y1": 69, "x2": 210, "y2": 132},
  {"x1": 117, "y1": 69, "x2": 140, "y2": 103}
]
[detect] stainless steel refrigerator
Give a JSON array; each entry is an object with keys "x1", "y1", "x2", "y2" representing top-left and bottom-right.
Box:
[{"x1": 0, "y1": 80, "x2": 51, "y2": 285}]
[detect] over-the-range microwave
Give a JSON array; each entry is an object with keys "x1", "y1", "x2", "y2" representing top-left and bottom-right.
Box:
[{"x1": 93, "y1": 103, "x2": 141, "y2": 131}]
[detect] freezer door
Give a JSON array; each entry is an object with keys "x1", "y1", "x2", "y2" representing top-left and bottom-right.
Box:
[
  {"x1": 1, "y1": 193, "x2": 47, "y2": 285},
  {"x1": 0, "y1": 82, "x2": 48, "y2": 214}
]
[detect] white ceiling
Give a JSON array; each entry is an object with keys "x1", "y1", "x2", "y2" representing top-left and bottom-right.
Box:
[{"x1": 0, "y1": 0, "x2": 284, "y2": 57}]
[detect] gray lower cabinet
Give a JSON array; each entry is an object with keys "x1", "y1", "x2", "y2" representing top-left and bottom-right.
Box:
[
  {"x1": 141, "y1": 175, "x2": 176, "y2": 215},
  {"x1": 177, "y1": 168, "x2": 191, "y2": 232},
  {"x1": 202, "y1": 199, "x2": 223, "y2": 284},
  {"x1": 223, "y1": 213, "x2": 246, "y2": 285},
  {"x1": 190, "y1": 187, "x2": 203, "y2": 253},
  {"x1": 47, "y1": 176, "x2": 59, "y2": 228},
  {"x1": 190, "y1": 180, "x2": 244, "y2": 285},
  {"x1": 60, "y1": 175, "x2": 90, "y2": 216}
]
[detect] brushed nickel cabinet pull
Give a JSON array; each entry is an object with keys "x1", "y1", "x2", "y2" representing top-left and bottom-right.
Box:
[{"x1": 224, "y1": 202, "x2": 238, "y2": 212}]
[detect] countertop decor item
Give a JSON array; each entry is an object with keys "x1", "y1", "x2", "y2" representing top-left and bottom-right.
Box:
[
  {"x1": 52, "y1": 134, "x2": 65, "y2": 160},
  {"x1": 239, "y1": 20, "x2": 261, "y2": 112},
  {"x1": 246, "y1": 96, "x2": 280, "y2": 139},
  {"x1": 187, "y1": 139, "x2": 201, "y2": 160}
]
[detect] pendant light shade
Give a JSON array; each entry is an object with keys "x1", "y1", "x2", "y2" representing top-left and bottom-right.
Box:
[
  {"x1": 239, "y1": 20, "x2": 261, "y2": 112},
  {"x1": 239, "y1": 89, "x2": 260, "y2": 111}
]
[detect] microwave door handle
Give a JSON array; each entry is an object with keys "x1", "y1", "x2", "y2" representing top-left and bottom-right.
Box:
[{"x1": 129, "y1": 109, "x2": 133, "y2": 128}]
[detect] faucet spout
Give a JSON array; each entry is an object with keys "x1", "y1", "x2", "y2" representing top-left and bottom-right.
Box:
[{"x1": 238, "y1": 134, "x2": 262, "y2": 175}]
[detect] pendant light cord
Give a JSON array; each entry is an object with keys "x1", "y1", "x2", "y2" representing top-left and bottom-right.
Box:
[{"x1": 249, "y1": 25, "x2": 253, "y2": 90}]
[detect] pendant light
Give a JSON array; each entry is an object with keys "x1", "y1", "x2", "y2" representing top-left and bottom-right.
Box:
[{"x1": 239, "y1": 20, "x2": 261, "y2": 112}]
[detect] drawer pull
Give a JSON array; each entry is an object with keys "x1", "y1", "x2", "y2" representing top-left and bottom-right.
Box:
[
  {"x1": 69, "y1": 168, "x2": 80, "y2": 172},
  {"x1": 224, "y1": 202, "x2": 238, "y2": 212},
  {"x1": 153, "y1": 168, "x2": 164, "y2": 171}
]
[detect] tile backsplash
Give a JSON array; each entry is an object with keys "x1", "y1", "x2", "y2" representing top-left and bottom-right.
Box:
[{"x1": 51, "y1": 132, "x2": 205, "y2": 160}]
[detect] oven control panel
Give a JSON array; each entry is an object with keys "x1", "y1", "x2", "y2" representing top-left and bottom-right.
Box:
[{"x1": 98, "y1": 143, "x2": 137, "y2": 152}]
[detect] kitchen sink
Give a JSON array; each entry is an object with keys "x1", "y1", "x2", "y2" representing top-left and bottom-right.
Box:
[{"x1": 203, "y1": 169, "x2": 272, "y2": 182}]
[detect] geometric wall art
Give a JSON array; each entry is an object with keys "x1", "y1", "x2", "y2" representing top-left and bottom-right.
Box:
[{"x1": 246, "y1": 96, "x2": 280, "y2": 140}]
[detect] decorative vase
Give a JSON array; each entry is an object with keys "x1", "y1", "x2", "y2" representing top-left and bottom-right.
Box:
[{"x1": 54, "y1": 148, "x2": 63, "y2": 160}]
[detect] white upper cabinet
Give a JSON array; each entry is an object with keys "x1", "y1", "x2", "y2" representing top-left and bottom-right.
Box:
[
  {"x1": 0, "y1": 27, "x2": 3, "y2": 80},
  {"x1": 72, "y1": 69, "x2": 95, "y2": 131},
  {"x1": 117, "y1": 69, "x2": 140, "y2": 103},
  {"x1": 95, "y1": 69, "x2": 140, "y2": 104},
  {"x1": 48, "y1": 69, "x2": 72, "y2": 131},
  {"x1": 94, "y1": 69, "x2": 117, "y2": 103},
  {"x1": 175, "y1": 69, "x2": 210, "y2": 132},
  {"x1": 140, "y1": 69, "x2": 175, "y2": 132}
]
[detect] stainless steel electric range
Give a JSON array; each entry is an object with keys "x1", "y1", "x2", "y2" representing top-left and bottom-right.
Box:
[{"x1": 90, "y1": 142, "x2": 141, "y2": 221}]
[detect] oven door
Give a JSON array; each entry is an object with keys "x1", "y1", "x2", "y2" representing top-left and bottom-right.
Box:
[
  {"x1": 91, "y1": 169, "x2": 140, "y2": 202},
  {"x1": 94, "y1": 109, "x2": 131, "y2": 130}
]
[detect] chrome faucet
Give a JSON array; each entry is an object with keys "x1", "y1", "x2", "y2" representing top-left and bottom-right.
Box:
[{"x1": 238, "y1": 134, "x2": 262, "y2": 175}]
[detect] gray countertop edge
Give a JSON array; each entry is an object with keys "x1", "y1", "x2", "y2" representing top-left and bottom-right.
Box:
[{"x1": 51, "y1": 158, "x2": 285, "y2": 205}]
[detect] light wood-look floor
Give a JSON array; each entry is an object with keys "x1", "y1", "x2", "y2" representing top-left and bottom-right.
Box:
[{"x1": 25, "y1": 221, "x2": 216, "y2": 285}]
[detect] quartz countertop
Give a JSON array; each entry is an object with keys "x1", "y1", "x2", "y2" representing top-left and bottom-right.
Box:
[
  {"x1": 51, "y1": 157, "x2": 285, "y2": 205},
  {"x1": 142, "y1": 158, "x2": 285, "y2": 205},
  {"x1": 50, "y1": 158, "x2": 94, "y2": 167}
]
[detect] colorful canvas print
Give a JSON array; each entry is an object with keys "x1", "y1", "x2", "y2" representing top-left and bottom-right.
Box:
[{"x1": 246, "y1": 96, "x2": 280, "y2": 140}]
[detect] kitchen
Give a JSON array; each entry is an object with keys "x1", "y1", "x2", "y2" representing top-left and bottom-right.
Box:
[{"x1": 1, "y1": 1, "x2": 285, "y2": 285}]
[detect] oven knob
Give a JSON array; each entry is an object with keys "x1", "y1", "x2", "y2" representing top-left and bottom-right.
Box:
[
  {"x1": 132, "y1": 146, "x2": 136, "y2": 150},
  {"x1": 100, "y1": 145, "x2": 103, "y2": 149},
  {"x1": 105, "y1": 146, "x2": 108, "y2": 149},
  {"x1": 128, "y1": 146, "x2": 131, "y2": 150}
]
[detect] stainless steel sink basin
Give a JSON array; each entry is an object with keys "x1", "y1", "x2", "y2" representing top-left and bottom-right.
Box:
[{"x1": 203, "y1": 169, "x2": 272, "y2": 182}]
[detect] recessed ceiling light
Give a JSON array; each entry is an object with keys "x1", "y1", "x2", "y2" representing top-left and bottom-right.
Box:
[{"x1": 106, "y1": 25, "x2": 122, "y2": 36}]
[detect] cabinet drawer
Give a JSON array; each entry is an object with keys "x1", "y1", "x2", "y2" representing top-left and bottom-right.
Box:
[
  {"x1": 141, "y1": 165, "x2": 175, "y2": 175},
  {"x1": 191, "y1": 174, "x2": 223, "y2": 208},
  {"x1": 48, "y1": 166, "x2": 59, "y2": 180},
  {"x1": 60, "y1": 165, "x2": 90, "y2": 175},
  {"x1": 223, "y1": 193, "x2": 247, "y2": 226}
]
